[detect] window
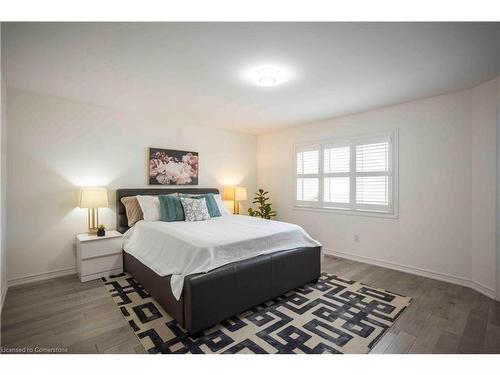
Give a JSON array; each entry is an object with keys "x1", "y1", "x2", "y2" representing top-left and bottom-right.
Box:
[
  {"x1": 295, "y1": 131, "x2": 398, "y2": 216},
  {"x1": 296, "y1": 147, "x2": 320, "y2": 202}
]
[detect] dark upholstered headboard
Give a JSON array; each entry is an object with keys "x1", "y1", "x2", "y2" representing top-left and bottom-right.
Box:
[{"x1": 116, "y1": 188, "x2": 220, "y2": 234}]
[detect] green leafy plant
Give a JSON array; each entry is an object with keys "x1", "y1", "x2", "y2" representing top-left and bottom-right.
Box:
[
  {"x1": 248, "y1": 189, "x2": 276, "y2": 219},
  {"x1": 97, "y1": 224, "x2": 106, "y2": 230}
]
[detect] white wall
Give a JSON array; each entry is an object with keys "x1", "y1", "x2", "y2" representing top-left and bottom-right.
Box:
[
  {"x1": 471, "y1": 77, "x2": 499, "y2": 296},
  {"x1": 258, "y1": 78, "x2": 499, "y2": 299},
  {"x1": 6, "y1": 88, "x2": 257, "y2": 283}
]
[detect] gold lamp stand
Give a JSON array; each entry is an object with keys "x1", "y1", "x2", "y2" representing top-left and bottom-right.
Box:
[
  {"x1": 87, "y1": 208, "x2": 99, "y2": 234},
  {"x1": 233, "y1": 199, "x2": 240, "y2": 215}
]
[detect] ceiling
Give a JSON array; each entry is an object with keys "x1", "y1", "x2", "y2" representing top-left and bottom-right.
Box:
[{"x1": 3, "y1": 22, "x2": 500, "y2": 134}]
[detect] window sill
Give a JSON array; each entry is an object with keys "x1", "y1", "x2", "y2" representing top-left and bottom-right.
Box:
[{"x1": 292, "y1": 205, "x2": 399, "y2": 219}]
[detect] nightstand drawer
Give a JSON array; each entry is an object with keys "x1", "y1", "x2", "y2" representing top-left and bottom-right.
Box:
[
  {"x1": 80, "y1": 237, "x2": 122, "y2": 259},
  {"x1": 76, "y1": 231, "x2": 123, "y2": 282},
  {"x1": 80, "y1": 253, "x2": 123, "y2": 276}
]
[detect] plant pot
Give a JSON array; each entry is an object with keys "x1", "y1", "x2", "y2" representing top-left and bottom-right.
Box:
[{"x1": 97, "y1": 229, "x2": 105, "y2": 237}]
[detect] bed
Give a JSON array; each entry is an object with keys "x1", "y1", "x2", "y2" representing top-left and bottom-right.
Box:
[{"x1": 116, "y1": 188, "x2": 322, "y2": 334}]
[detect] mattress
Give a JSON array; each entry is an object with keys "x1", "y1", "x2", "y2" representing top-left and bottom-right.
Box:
[{"x1": 122, "y1": 215, "x2": 321, "y2": 300}]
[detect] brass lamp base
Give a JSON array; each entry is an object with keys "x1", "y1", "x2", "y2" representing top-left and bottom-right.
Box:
[{"x1": 87, "y1": 208, "x2": 99, "y2": 234}]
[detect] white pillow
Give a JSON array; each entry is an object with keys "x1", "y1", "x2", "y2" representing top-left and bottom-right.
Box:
[
  {"x1": 180, "y1": 197, "x2": 211, "y2": 222},
  {"x1": 214, "y1": 194, "x2": 231, "y2": 215},
  {"x1": 136, "y1": 195, "x2": 161, "y2": 222}
]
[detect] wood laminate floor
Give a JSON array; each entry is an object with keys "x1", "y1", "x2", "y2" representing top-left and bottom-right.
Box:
[{"x1": 1, "y1": 255, "x2": 499, "y2": 354}]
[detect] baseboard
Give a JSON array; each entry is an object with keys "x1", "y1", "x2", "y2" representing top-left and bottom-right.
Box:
[
  {"x1": 323, "y1": 248, "x2": 497, "y2": 301},
  {"x1": 7, "y1": 266, "x2": 77, "y2": 287},
  {"x1": 469, "y1": 280, "x2": 497, "y2": 300}
]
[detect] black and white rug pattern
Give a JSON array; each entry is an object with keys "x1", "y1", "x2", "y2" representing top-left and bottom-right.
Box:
[{"x1": 102, "y1": 273, "x2": 411, "y2": 354}]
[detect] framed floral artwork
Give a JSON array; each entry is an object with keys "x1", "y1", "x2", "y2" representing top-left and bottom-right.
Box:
[{"x1": 148, "y1": 148, "x2": 199, "y2": 185}]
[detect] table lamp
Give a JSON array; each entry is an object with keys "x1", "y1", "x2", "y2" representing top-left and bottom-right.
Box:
[
  {"x1": 223, "y1": 186, "x2": 247, "y2": 214},
  {"x1": 79, "y1": 187, "x2": 108, "y2": 233}
]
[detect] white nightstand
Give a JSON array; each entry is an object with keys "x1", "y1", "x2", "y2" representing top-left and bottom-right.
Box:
[{"x1": 76, "y1": 230, "x2": 123, "y2": 282}]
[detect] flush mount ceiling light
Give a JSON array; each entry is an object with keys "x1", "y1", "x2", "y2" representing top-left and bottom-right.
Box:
[{"x1": 244, "y1": 65, "x2": 292, "y2": 87}]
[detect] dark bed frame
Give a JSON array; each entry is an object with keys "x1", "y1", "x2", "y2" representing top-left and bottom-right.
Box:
[{"x1": 116, "y1": 188, "x2": 321, "y2": 334}]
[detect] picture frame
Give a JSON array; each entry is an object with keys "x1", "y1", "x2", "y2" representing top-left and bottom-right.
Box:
[{"x1": 148, "y1": 147, "x2": 199, "y2": 185}]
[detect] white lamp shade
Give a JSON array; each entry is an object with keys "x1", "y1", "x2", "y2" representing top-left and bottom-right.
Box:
[
  {"x1": 222, "y1": 186, "x2": 235, "y2": 201},
  {"x1": 79, "y1": 188, "x2": 108, "y2": 209},
  {"x1": 223, "y1": 186, "x2": 247, "y2": 201},
  {"x1": 235, "y1": 187, "x2": 247, "y2": 201}
]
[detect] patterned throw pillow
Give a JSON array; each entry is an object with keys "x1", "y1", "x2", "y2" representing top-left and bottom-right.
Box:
[
  {"x1": 180, "y1": 197, "x2": 211, "y2": 222},
  {"x1": 120, "y1": 196, "x2": 144, "y2": 226},
  {"x1": 178, "y1": 193, "x2": 221, "y2": 217}
]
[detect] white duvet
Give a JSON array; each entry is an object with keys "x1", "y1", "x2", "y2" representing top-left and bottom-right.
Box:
[{"x1": 122, "y1": 215, "x2": 321, "y2": 300}]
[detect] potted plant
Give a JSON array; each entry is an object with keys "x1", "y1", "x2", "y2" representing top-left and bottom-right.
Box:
[
  {"x1": 97, "y1": 224, "x2": 106, "y2": 237},
  {"x1": 248, "y1": 189, "x2": 277, "y2": 219}
]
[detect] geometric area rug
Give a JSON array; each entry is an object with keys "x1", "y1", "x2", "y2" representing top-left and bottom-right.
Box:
[{"x1": 101, "y1": 273, "x2": 411, "y2": 354}]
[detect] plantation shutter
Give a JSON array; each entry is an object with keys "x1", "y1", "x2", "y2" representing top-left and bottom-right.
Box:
[
  {"x1": 296, "y1": 146, "x2": 320, "y2": 205},
  {"x1": 294, "y1": 131, "x2": 396, "y2": 215},
  {"x1": 323, "y1": 146, "x2": 350, "y2": 206},
  {"x1": 354, "y1": 140, "x2": 391, "y2": 210}
]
